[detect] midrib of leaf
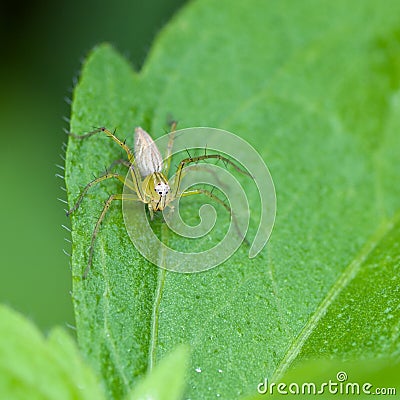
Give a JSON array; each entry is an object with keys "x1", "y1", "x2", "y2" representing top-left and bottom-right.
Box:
[
  {"x1": 148, "y1": 267, "x2": 167, "y2": 372},
  {"x1": 271, "y1": 211, "x2": 400, "y2": 381},
  {"x1": 148, "y1": 221, "x2": 174, "y2": 372},
  {"x1": 100, "y1": 244, "x2": 130, "y2": 390}
]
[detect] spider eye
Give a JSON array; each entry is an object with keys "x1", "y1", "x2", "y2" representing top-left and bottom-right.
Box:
[{"x1": 154, "y1": 182, "x2": 170, "y2": 197}]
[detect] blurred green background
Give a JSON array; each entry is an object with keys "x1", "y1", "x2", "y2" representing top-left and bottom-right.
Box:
[{"x1": 0, "y1": 0, "x2": 186, "y2": 331}]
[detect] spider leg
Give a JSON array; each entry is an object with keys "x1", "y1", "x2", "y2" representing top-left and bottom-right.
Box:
[
  {"x1": 66, "y1": 173, "x2": 127, "y2": 216},
  {"x1": 164, "y1": 120, "x2": 177, "y2": 176},
  {"x1": 68, "y1": 127, "x2": 133, "y2": 159},
  {"x1": 181, "y1": 188, "x2": 249, "y2": 245},
  {"x1": 68, "y1": 127, "x2": 144, "y2": 199},
  {"x1": 171, "y1": 154, "x2": 251, "y2": 198},
  {"x1": 107, "y1": 158, "x2": 131, "y2": 171},
  {"x1": 148, "y1": 204, "x2": 155, "y2": 220},
  {"x1": 175, "y1": 164, "x2": 228, "y2": 190},
  {"x1": 180, "y1": 188, "x2": 231, "y2": 213},
  {"x1": 83, "y1": 193, "x2": 138, "y2": 279}
]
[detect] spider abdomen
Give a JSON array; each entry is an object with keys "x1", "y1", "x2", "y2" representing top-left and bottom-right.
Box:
[{"x1": 134, "y1": 127, "x2": 163, "y2": 177}]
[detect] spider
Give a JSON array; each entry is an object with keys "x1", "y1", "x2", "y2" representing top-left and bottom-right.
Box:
[{"x1": 67, "y1": 123, "x2": 251, "y2": 278}]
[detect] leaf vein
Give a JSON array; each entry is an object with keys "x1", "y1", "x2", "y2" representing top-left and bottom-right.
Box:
[
  {"x1": 101, "y1": 243, "x2": 130, "y2": 390},
  {"x1": 271, "y1": 213, "x2": 400, "y2": 381}
]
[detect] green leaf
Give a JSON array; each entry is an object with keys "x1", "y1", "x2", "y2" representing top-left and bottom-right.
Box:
[
  {"x1": 275, "y1": 215, "x2": 400, "y2": 377},
  {"x1": 0, "y1": 305, "x2": 105, "y2": 399},
  {"x1": 126, "y1": 345, "x2": 189, "y2": 400},
  {"x1": 65, "y1": 1, "x2": 400, "y2": 399}
]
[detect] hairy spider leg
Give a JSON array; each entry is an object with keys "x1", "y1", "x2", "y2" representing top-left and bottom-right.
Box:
[
  {"x1": 164, "y1": 120, "x2": 177, "y2": 176},
  {"x1": 107, "y1": 158, "x2": 132, "y2": 171},
  {"x1": 181, "y1": 188, "x2": 248, "y2": 244},
  {"x1": 171, "y1": 153, "x2": 251, "y2": 198},
  {"x1": 68, "y1": 127, "x2": 147, "y2": 277},
  {"x1": 65, "y1": 172, "x2": 139, "y2": 277},
  {"x1": 84, "y1": 193, "x2": 138, "y2": 279},
  {"x1": 69, "y1": 127, "x2": 145, "y2": 201},
  {"x1": 180, "y1": 188, "x2": 231, "y2": 213},
  {"x1": 171, "y1": 155, "x2": 252, "y2": 243},
  {"x1": 66, "y1": 173, "x2": 126, "y2": 216}
]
